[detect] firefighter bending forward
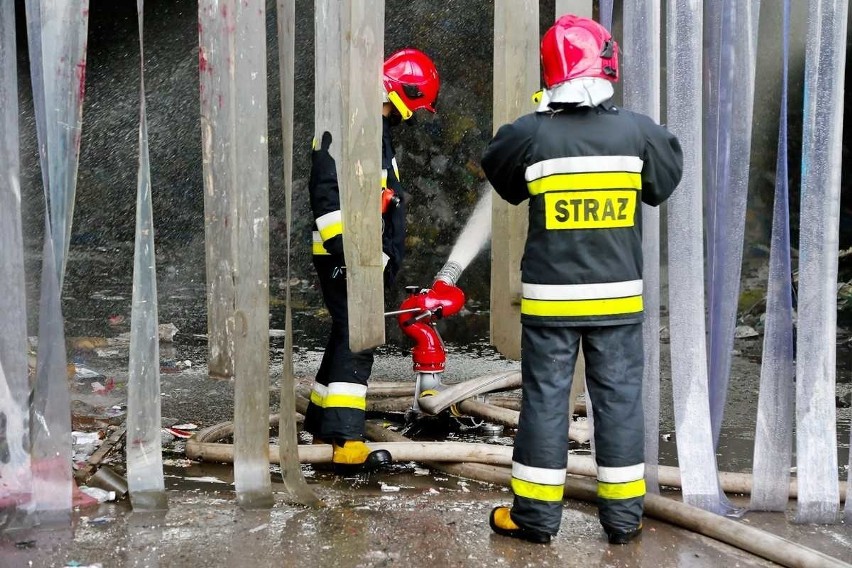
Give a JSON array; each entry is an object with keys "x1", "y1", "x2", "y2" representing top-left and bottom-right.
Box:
[
  {"x1": 483, "y1": 15, "x2": 683, "y2": 544},
  {"x1": 304, "y1": 49, "x2": 442, "y2": 472}
]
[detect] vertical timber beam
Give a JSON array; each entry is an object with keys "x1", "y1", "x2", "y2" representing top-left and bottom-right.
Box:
[
  {"x1": 199, "y1": 2, "x2": 236, "y2": 380},
  {"x1": 231, "y1": 0, "x2": 273, "y2": 509},
  {"x1": 341, "y1": 1, "x2": 386, "y2": 352},
  {"x1": 490, "y1": 0, "x2": 538, "y2": 361},
  {"x1": 199, "y1": 0, "x2": 273, "y2": 508}
]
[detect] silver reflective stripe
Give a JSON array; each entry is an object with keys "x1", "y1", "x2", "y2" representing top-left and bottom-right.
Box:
[
  {"x1": 392, "y1": 157, "x2": 400, "y2": 181},
  {"x1": 597, "y1": 463, "x2": 645, "y2": 483},
  {"x1": 312, "y1": 231, "x2": 323, "y2": 243},
  {"x1": 327, "y1": 382, "x2": 368, "y2": 397},
  {"x1": 382, "y1": 252, "x2": 390, "y2": 269},
  {"x1": 511, "y1": 461, "x2": 566, "y2": 485},
  {"x1": 525, "y1": 156, "x2": 644, "y2": 181},
  {"x1": 311, "y1": 383, "x2": 328, "y2": 397},
  {"x1": 315, "y1": 209, "x2": 342, "y2": 231},
  {"x1": 522, "y1": 280, "x2": 643, "y2": 301}
]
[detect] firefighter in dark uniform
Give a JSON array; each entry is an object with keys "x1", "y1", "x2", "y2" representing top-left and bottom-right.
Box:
[
  {"x1": 303, "y1": 48, "x2": 441, "y2": 471},
  {"x1": 483, "y1": 15, "x2": 683, "y2": 544}
]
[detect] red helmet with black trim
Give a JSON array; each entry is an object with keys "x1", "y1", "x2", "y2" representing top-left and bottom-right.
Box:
[
  {"x1": 540, "y1": 14, "x2": 619, "y2": 88},
  {"x1": 383, "y1": 48, "x2": 440, "y2": 121}
]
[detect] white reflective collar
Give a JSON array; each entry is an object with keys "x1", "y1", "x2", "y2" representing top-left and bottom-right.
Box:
[{"x1": 537, "y1": 77, "x2": 615, "y2": 111}]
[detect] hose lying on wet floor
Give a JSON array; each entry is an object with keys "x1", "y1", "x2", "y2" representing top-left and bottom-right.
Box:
[
  {"x1": 187, "y1": 399, "x2": 847, "y2": 501},
  {"x1": 185, "y1": 408, "x2": 850, "y2": 566},
  {"x1": 363, "y1": 422, "x2": 850, "y2": 568}
]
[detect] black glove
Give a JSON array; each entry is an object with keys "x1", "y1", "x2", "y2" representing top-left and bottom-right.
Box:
[{"x1": 311, "y1": 131, "x2": 336, "y2": 175}]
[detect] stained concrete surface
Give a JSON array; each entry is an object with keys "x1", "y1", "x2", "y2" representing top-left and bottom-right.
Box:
[
  {"x1": 5, "y1": 482, "x2": 845, "y2": 568},
  {"x1": 7, "y1": 243, "x2": 852, "y2": 567}
]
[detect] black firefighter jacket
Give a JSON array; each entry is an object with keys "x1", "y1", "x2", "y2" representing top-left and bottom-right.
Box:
[
  {"x1": 482, "y1": 102, "x2": 683, "y2": 327},
  {"x1": 309, "y1": 116, "x2": 406, "y2": 285}
]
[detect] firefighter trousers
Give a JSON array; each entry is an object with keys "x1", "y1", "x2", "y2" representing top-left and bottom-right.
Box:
[
  {"x1": 303, "y1": 257, "x2": 374, "y2": 441},
  {"x1": 511, "y1": 323, "x2": 645, "y2": 536}
]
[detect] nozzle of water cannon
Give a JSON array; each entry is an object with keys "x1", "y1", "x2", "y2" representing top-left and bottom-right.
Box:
[
  {"x1": 381, "y1": 188, "x2": 400, "y2": 214},
  {"x1": 434, "y1": 261, "x2": 463, "y2": 287}
]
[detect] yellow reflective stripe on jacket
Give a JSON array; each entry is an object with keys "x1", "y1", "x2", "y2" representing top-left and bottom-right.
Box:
[
  {"x1": 528, "y1": 172, "x2": 642, "y2": 196},
  {"x1": 521, "y1": 295, "x2": 643, "y2": 317},
  {"x1": 511, "y1": 477, "x2": 564, "y2": 502},
  {"x1": 597, "y1": 478, "x2": 646, "y2": 500},
  {"x1": 311, "y1": 231, "x2": 330, "y2": 256},
  {"x1": 316, "y1": 210, "x2": 343, "y2": 242}
]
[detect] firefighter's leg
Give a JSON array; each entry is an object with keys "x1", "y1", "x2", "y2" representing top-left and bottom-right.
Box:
[
  {"x1": 582, "y1": 323, "x2": 645, "y2": 543},
  {"x1": 492, "y1": 325, "x2": 579, "y2": 542},
  {"x1": 311, "y1": 261, "x2": 389, "y2": 471},
  {"x1": 303, "y1": 257, "x2": 341, "y2": 439}
]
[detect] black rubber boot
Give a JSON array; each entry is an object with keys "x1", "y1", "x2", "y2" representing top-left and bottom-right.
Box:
[{"x1": 606, "y1": 524, "x2": 642, "y2": 545}]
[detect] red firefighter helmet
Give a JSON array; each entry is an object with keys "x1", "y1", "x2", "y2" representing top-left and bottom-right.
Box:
[
  {"x1": 383, "y1": 48, "x2": 440, "y2": 121},
  {"x1": 540, "y1": 14, "x2": 619, "y2": 88}
]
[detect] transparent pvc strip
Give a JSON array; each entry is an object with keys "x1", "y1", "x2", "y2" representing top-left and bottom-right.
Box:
[
  {"x1": 277, "y1": 0, "x2": 320, "y2": 507},
  {"x1": 25, "y1": 0, "x2": 89, "y2": 523},
  {"x1": 706, "y1": 0, "x2": 760, "y2": 448},
  {"x1": 751, "y1": 0, "x2": 794, "y2": 513},
  {"x1": 622, "y1": 0, "x2": 661, "y2": 494},
  {"x1": 126, "y1": 0, "x2": 166, "y2": 512},
  {"x1": 599, "y1": 0, "x2": 613, "y2": 30},
  {"x1": 24, "y1": 0, "x2": 89, "y2": 288},
  {"x1": 31, "y1": 216, "x2": 72, "y2": 523},
  {"x1": 0, "y1": 0, "x2": 33, "y2": 528},
  {"x1": 702, "y1": 0, "x2": 721, "y2": 267},
  {"x1": 794, "y1": 0, "x2": 847, "y2": 525},
  {"x1": 665, "y1": 0, "x2": 726, "y2": 514}
]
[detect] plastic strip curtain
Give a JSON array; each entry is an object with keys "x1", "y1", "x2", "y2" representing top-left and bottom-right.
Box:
[
  {"x1": 665, "y1": 0, "x2": 727, "y2": 514},
  {"x1": 750, "y1": 0, "x2": 794, "y2": 513},
  {"x1": 0, "y1": 0, "x2": 33, "y2": 527},
  {"x1": 206, "y1": 0, "x2": 273, "y2": 508},
  {"x1": 277, "y1": 0, "x2": 320, "y2": 507},
  {"x1": 599, "y1": 0, "x2": 613, "y2": 31},
  {"x1": 126, "y1": 0, "x2": 166, "y2": 512},
  {"x1": 622, "y1": 0, "x2": 661, "y2": 494},
  {"x1": 24, "y1": 0, "x2": 89, "y2": 288},
  {"x1": 795, "y1": 0, "x2": 847, "y2": 525},
  {"x1": 25, "y1": 0, "x2": 89, "y2": 522},
  {"x1": 705, "y1": 0, "x2": 760, "y2": 450}
]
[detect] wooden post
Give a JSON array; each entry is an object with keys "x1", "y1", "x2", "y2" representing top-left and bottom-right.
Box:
[
  {"x1": 199, "y1": 2, "x2": 236, "y2": 380},
  {"x1": 489, "y1": 0, "x2": 538, "y2": 361},
  {"x1": 199, "y1": 0, "x2": 273, "y2": 508},
  {"x1": 341, "y1": 1, "x2": 386, "y2": 352}
]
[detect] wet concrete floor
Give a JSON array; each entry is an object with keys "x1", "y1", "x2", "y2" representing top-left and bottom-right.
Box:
[{"x1": 7, "y1": 243, "x2": 852, "y2": 566}]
